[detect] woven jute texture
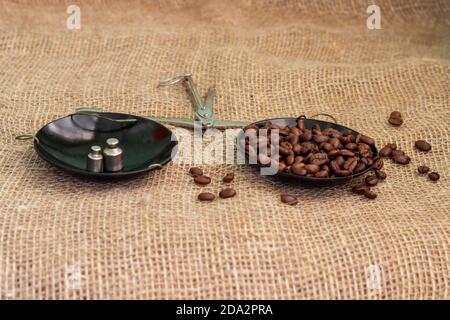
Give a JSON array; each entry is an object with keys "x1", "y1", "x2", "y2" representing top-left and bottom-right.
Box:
[{"x1": 0, "y1": 0, "x2": 449, "y2": 299}]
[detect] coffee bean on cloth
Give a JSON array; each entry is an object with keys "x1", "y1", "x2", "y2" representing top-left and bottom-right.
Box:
[
  {"x1": 189, "y1": 167, "x2": 203, "y2": 177},
  {"x1": 428, "y1": 172, "x2": 440, "y2": 181},
  {"x1": 194, "y1": 175, "x2": 211, "y2": 185},
  {"x1": 222, "y1": 173, "x2": 234, "y2": 183},
  {"x1": 415, "y1": 140, "x2": 432, "y2": 152},
  {"x1": 280, "y1": 194, "x2": 298, "y2": 205},
  {"x1": 417, "y1": 166, "x2": 430, "y2": 174},
  {"x1": 388, "y1": 111, "x2": 403, "y2": 126}
]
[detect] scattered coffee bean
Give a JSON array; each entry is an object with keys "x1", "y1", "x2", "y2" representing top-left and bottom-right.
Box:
[
  {"x1": 352, "y1": 184, "x2": 370, "y2": 195},
  {"x1": 393, "y1": 154, "x2": 411, "y2": 165},
  {"x1": 391, "y1": 149, "x2": 405, "y2": 158},
  {"x1": 373, "y1": 159, "x2": 384, "y2": 170},
  {"x1": 194, "y1": 175, "x2": 211, "y2": 185},
  {"x1": 365, "y1": 175, "x2": 379, "y2": 186},
  {"x1": 417, "y1": 165, "x2": 430, "y2": 174},
  {"x1": 379, "y1": 145, "x2": 393, "y2": 157},
  {"x1": 415, "y1": 140, "x2": 431, "y2": 152},
  {"x1": 222, "y1": 173, "x2": 234, "y2": 183},
  {"x1": 364, "y1": 189, "x2": 377, "y2": 199},
  {"x1": 428, "y1": 172, "x2": 440, "y2": 181},
  {"x1": 280, "y1": 194, "x2": 298, "y2": 205},
  {"x1": 388, "y1": 111, "x2": 403, "y2": 126},
  {"x1": 219, "y1": 188, "x2": 236, "y2": 198},
  {"x1": 198, "y1": 192, "x2": 215, "y2": 201},
  {"x1": 375, "y1": 170, "x2": 387, "y2": 180},
  {"x1": 189, "y1": 167, "x2": 203, "y2": 177}
]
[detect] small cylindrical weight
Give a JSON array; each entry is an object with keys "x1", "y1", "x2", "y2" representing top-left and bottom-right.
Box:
[
  {"x1": 103, "y1": 138, "x2": 123, "y2": 172},
  {"x1": 87, "y1": 145, "x2": 103, "y2": 173}
]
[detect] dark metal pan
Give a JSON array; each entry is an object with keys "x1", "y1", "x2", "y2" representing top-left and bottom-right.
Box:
[
  {"x1": 237, "y1": 117, "x2": 378, "y2": 186},
  {"x1": 33, "y1": 112, "x2": 178, "y2": 179}
]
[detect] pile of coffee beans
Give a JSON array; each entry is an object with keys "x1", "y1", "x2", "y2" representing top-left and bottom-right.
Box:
[
  {"x1": 242, "y1": 117, "x2": 378, "y2": 178},
  {"x1": 190, "y1": 167, "x2": 237, "y2": 201},
  {"x1": 388, "y1": 111, "x2": 403, "y2": 127}
]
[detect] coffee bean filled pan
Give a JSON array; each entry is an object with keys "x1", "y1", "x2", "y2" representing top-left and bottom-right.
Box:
[{"x1": 237, "y1": 116, "x2": 379, "y2": 186}]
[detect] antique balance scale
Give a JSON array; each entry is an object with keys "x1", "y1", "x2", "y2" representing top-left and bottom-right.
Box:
[{"x1": 17, "y1": 74, "x2": 377, "y2": 183}]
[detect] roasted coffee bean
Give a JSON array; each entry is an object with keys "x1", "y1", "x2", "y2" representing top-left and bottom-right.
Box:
[
  {"x1": 364, "y1": 190, "x2": 377, "y2": 199},
  {"x1": 344, "y1": 143, "x2": 358, "y2": 151},
  {"x1": 361, "y1": 157, "x2": 373, "y2": 166},
  {"x1": 287, "y1": 134, "x2": 299, "y2": 146},
  {"x1": 280, "y1": 193, "x2": 298, "y2": 205},
  {"x1": 279, "y1": 162, "x2": 286, "y2": 172},
  {"x1": 315, "y1": 170, "x2": 329, "y2": 177},
  {"x1": 294, "y1": 156, "x2": 304, "y2": 163},
  {"x1": 388, "y1": 111, "x2": 403, "y2": 126},
  {"x1": 365, "y1": 175, "x2": 379, "y2": 186},
  {"x1": 327, "y1": 149, "x2": 340, "y2": 159},
  {"x1": 375, "y1": 170, "x2": 387, "y2": 180},
  {"x1": 335, "y1": 169, "x2": 351, "y2": 177},
  {"x1": 379, "y1": 146, "x2": 393, "y2": 157},
  {"x1": 293, "y1": 144, "x2": 302, "y2": 154},
  {"x1": 219, "y1": 188, "x2": 236, "y2": 198},
  {"x1": 428, "y1": 172, "x2": 440, "y2": 181},
  {"x1": 313, "y1": 134, "x2": 329, "y2": 144},
  {"x1": 352, "y1": 184, "x2": 369, "y2": 194},
  {"x1": 415, "y1": 140, "x2": 431, "y2": 152},
  {"x1": 388, "y1": 116, "x2": 403, "y2": 126},
  {"x1": 291, "y1": 163, "x2": 307, "y2": 175},
  {"x1": 223, "y1": 173, "x2": 234, "y2": 183},
  {"x1": 391, "y1": 149, "x2": 405, "y2": 158},
  {"x1": 360, "y1": 135, "x2": 375, "y2": 146},
  {"x1": 304, "y1": 164, "x2": 321, "y2": 174},
  {"x1": 330, "y1": 159, "x2": 341, "y2": 173},
  {"x1": 285, "y1": 154, "x2": 295, "y2": 165},
  {"x1": 198, "y1": 192, "x2": 215, "y2": 201},
  {"x1": 373, "y1": 159, "x2": 384, "y2": 170},
  {"x1": 390, "y1": 111, "x2": 401, "y2": 118},
  {"x1": 194, "y1": 175, "x2": 211, "y2": 185},
  {"x1": 354, "y1": 162, "x2": 366, "y2": 173},
  {"x1": 329, "y1": 137, "x2": 342, "y2": 149},
  {"x1": 417, "y1": 165, "x2": 430, "y2": 174},
  {"x1": 343, "y1": 157, "x2": 357, "y2": 171},
  {"x1": 320, "y1": 142, "x2": 334, "y2": 152},
  {"x1": 393, "y1": 154, "x2": 411, "y2": 165},
  {"x1": 387, "y1": 142, "x2": 397, "y2": 150},
  {"x1": 300, "y1": 130, "x2": 312, "y2": 142},
  {"x1": 358, "y1": 143, "x2": 373, "y2": 158},
  {"x1": 340, "y1": 149, "x2": 355, "y2": 157},
  {"x1": 189, "y1": 167, "x2": 203, "y2": 177},
  {"x1": 336, "y1": 156, "x2": 345, "y2": 167},
  {"x1": 310, "y1": 153, "x2": 328, "y2": 166}
]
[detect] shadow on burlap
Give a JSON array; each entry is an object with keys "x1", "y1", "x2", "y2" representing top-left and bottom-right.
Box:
[{"x1": 0, "y1": 0, "x2": 449, "y2": 299}]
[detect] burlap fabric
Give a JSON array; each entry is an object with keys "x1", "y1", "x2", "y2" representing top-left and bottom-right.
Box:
[{"x1": 0, "y1": 0, "x2": 449, "y2": 300}]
